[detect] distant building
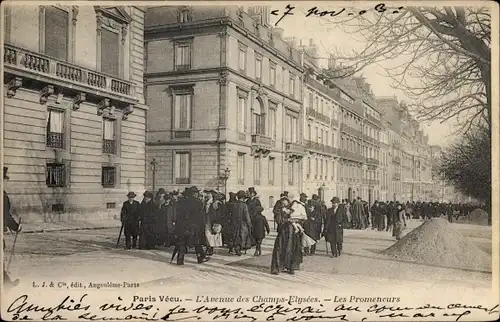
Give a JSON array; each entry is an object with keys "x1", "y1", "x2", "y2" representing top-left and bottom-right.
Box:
[
  {"x1": 3, "y1": 5, "x2": 147, "y2": 222},
  {"x1": 144, "y1": 5, "x2": 304, "y2": 207}
]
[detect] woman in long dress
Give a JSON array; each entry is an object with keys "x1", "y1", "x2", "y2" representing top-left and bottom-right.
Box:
[
  {"x1": 270, "y1": 197, "x2": 305, "y2": 275},
  {"x1": 392, "y1": 204, "x2": 406, "y2": 240}
]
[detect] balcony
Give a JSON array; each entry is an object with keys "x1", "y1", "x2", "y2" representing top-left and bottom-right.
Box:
[
  {"x1": 306, "y1": 108, "x2": 330, "y2": 125},
  {"x1": 46, "y1": 132, "x2": 64, "y2": 149},
  {"x1": 251, "y1": 134, "x2": 273, "y2": 156},
  {"x1": 366, "y1": 158, "x2": 380, "y2": 166},
  {"x1": 285, "y1": 141, "x2": 306, "y2": 160},
  {"x1": 331, "y1": 118, "x2": 339, "y2": 128},
  {"x1": 341, "y1": 123, "x2": 363, "y2": 138},
  {"x1": 339, "y1": 149, "x2": 365, "y2": 163},
  {"x1": 365, "y1": 114, "x2": 382, "y2": 127},
  {"x1": 305, "y1": 140, "x2": 340, "y2": 156},
  {"x1": 102, "y1": 139, "x2": 116, "y2": 154},
  {"x1": 4, "y1": 44, "x2": 137, "y2": 107}
]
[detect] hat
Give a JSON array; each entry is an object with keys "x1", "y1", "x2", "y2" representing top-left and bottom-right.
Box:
[
  {"x1": 283, "y1": 191, "x2": 289, "y2": 196},
  {"x1": 189, "y1": 186, "x2": 200, "y2": 193},
  {"x1": 157, "y1": 188, "x2": 167, "y2": 195},
  {"x1": 236, "y1": 190, "x2": 246, "y2": 199},
  {"x1": 127, "y1": 191, "x2": 137, "y2": 198},
  {"x1": 255, "y1": 206, "x2": 264, "y2": 213},
  {"x1": 172, "y1": 190, "x2": 179, "y2": 195},
  {"x1": 229, "y1": 192, "x2": 236, "y2": 196},
  {"x1": 312, "y1": 194, "x2": 319, "y2": 200},
  {"x1": 248, "y1": 187, "x2": 256, "y2": 194},
  {"x1": 143, "y1": 191, "x2": 154, "y2": 199},
  {"x1": 3, "y1": 167, "x2": 9, "y2": 180},
  {"x1": 300, "y1": 193, "x2": 308, "y2": 199},
  {"x1": 331, "y1": 197, "x2": 340, "y2": 203}
]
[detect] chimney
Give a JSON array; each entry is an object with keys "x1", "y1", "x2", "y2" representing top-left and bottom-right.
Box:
[
  {"x1": 328, "y1": 54, "x2": 336, "y2": 70},
  {"x1": 273, "y1": 28, "x2": 284, "y2": 39}
]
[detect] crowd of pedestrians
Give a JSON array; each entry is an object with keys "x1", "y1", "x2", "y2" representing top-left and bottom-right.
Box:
[{"x1": 118, "y1": 185, "x2": 484, "y2": 273}]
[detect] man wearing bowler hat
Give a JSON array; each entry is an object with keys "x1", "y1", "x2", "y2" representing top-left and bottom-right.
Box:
[
  {"x1": 323, "y1": 197, "x2": 345, "y2": 257},
  {"x1": 120, "y1": 192, "x2": 140, "y2": 249},
  {"x1": 174, "y1": 186, "x2": 209, "y2": 265},
  {"x1": 3, "y1": 166, "x2": 22, "y2": 288}
]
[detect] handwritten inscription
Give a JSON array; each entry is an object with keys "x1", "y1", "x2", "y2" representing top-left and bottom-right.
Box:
[
  {"x1": 5, "y1": 294, "x2": 499, "y2": 321},
  {"x1": 271, "y1": 4, "x2": 405, "y2": 26}
]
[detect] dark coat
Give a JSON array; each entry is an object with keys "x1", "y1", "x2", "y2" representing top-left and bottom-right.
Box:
[
  {"x1": 231, "y1": 200, "x2": 254, "y2": 249},
  {"x1": 175, "y1": 195, "x2": 205, "y2": 246},
  {"x1": 271, "y1": 221, "x2": 303, "y2": 274},
  {"x1": 120, "y1": 200, "x2": 140, "y2": 237},
  {"x1": 138, "y1": 200, "x2": 157, "y2": 248},
  {"x1": 3, "y1": 191, "x2": 19, "y2": 232},
  {"x1": 324, "y1": 205, "x2": 344, "y2": 244},
  {"x1": 252, "y1": 213, "x2": 270, "y2": 240},
  {"x1": 304, "y1": 199, "x2": 323, "y2": 241},
  {"x1": 246, "y1": 197, "x2": 262, "y2": 219}
]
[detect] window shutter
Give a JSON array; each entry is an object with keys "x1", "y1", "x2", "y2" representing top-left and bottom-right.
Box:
[
  {"x1": 101, "y1": 28, "x2": 120, "y2": 77},
  {"x1": 45, "y1": 6, "x2": 68, "y2": 61}
]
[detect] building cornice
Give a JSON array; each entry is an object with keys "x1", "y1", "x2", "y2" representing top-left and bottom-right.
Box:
[{"x1": 145, "y1": 18, "x2": 304, "y2": 73}]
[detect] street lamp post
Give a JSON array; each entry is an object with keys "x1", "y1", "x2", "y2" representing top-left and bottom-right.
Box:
[
  {"x1": 220, "y1": 168, "x2": 231, "y2": 199},
  {"x1": 151, "y1": 158, "x2": 157, "y2": 193}
]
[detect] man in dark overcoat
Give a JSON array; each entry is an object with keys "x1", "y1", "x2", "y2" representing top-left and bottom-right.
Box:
[
  {"x1": 120, "y1": 192, "x2": 140, "y2": 249},
  {"x1": 323, "y1": 197, "x2": 344, "y2": 257},
  {"x1": 174, "y1": 186, "x2": 209, "y2": 265},
  {"x1": 273, "y1": 193, "x2": 289, "y2": 232},
  {"x1": 138, "y1": 191, "x2": 156, "y2": 249},
  {"x1": 246, "y1": 187, "x2": 262, "y2": 220},
  {"x1": 231, "y1": 190, "x2": 253, "y2": 256},
  {"x1": 3, "y1": 167, "x2": 22, "y2": 289},
  {"x1": 304, "y1": 194, "x2": 323, "y2": 255}
]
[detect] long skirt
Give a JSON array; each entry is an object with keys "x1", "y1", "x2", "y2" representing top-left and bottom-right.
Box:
[
  {"x1": 270, "y1": 222, "x2": 303, "y2": 274},
  {"x1": 392, "y1": 222, "x2": 403, "y2": 239}
]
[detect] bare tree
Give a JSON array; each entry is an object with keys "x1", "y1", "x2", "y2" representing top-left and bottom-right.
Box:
[
  {"x1": 438, "y1": 125, "x2": 490, "y2": 219},
  {"x1": 314, "y1": 5, "x2": 491, "y2": 133}
]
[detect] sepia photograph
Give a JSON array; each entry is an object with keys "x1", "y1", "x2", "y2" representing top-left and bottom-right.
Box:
[{"x1": 1, "y1": 1, "x2": 498, "y2": 321}]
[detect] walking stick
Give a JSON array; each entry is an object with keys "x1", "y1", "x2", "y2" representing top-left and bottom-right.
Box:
[
  {"x1": 7, "y1": 218, "x2": 22, "y2": 273},
  {"x1": 325, "y1": 237, "x2": 328, "y2": 255},
  {"x1": 116, "y1": 223, "x2": 124, "y2": 248}
]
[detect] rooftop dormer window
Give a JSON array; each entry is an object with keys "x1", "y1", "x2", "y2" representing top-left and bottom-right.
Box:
[{"x1": 178, "y1": 7, "x2": 192, "y2": 23}]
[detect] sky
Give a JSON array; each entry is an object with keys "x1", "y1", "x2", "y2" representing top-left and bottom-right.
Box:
[{"x1": 265, "y1": 3, "x2": 459, "y2": 147}]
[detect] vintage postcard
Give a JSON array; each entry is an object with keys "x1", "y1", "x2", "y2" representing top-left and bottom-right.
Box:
[{"x1": 1, "y1": 1, "x2": 499, "y2": 321}]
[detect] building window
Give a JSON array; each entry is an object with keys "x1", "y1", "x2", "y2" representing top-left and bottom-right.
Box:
[
  {"x1": 331, "y1": 160, "x2": 335, "y2": 180},
  {"x1": 44, "y1": 6, "x2": 69, "y2": 61},
  {"x1": 288, "y1": 161, "x2": 294, "y2": 185},
  {"x1": 308, "y1": 92, "x2": 313, "y2": 109},
  {"x1": 46, "y1": 163, "x2": 66, "y2": 187},
  {"x1": 289, "y1": 75, "x2": 295, "y2": 97},
  {"x1": 52, "y1": 203, "x2": 64, "y2": 213},
  {"x1": 253, "y1": 156, "x2": 261, "y2": 185},
  {"x1": 253, "y1": 98, "x2": 265, "y2": 135},
  {"x1": 102, "y1": 118, "x2": 116, "y2": 154},
  {"x1": 178, "y1": 9, "x2": 192, "y2": 23},
  {"x1": 307, "y1": 157, "x2": 311, "y2": 179},
  {"x1": 268, "y1": 157, "x2": 275, "y2": 184},
  {"x1": 285, "y1": 114, "x2": 297, "y2": 143},
  {"x1": 174, "y1": 94, "x2": 192, "y2": 129},
  {"x1": 320, "y1": 159, "x2": 324, "y2": 178},
  {"x1": 238, "y1": 45, "x2": 246, "y2": 71},
  {"x1": 269, "y1": 64, "x2": 276, "y2": 87},
  {"x1": 269, "y1": 107, "x2": 276, "y2": 138},
  {"x1": 237, "y1": 153, "x2": 245, "y2": 185},
  {"x1": 46, "y1": 109, "x2": 65, "y2": 149},
  {"x1": 175, "y1": 42, "x2": 191, "y2": 71},
  {"x1": 315, "y1": 158, "x2": 318, "y2": 179},
  {"x1": 238, "y1": 95, "x2": 247, "y2": 133},
  {"x1": 255, "y1": 55, "x2": 262, "y2": 80},
  {"x1": 100, "y1": 28, "x2": 120, "y2": 77},
  {"x1": 174, "y1": 152, "x2": 191, "y2": 184},
  {"x1": 101, "y1": 166, "x2": 116, "y2": 187}
]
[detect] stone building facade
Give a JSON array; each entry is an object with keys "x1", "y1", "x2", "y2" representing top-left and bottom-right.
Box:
[
  {"x1": 376, "y1": 96, "x2": 433, "y2": 202},
  {"x1": 3, "y1": 5, "x2": 147, "y2": 222},
  {"x1": 144, "y1": 6, "x2": 304, "y2": 207}
]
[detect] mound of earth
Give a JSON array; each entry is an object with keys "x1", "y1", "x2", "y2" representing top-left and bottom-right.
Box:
[
  {"x1": 382, "y1": 218, "x2": 491, "y2": 272},
  {"x1": 468, "y1": 208, "x2": 490, "y2": 226}
]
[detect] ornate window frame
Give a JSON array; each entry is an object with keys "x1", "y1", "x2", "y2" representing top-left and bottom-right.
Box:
[
  {"x1": 95, "y1": 6, "x2": 131, "y2": 78},
  {"x1": 39, "y1": 5, "x2": 78, "y2": 63}
]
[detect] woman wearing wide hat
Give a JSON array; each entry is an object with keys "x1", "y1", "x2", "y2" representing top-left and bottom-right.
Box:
[{"x1": 3, "y1": 166, "x2": 22, "y2": 288}]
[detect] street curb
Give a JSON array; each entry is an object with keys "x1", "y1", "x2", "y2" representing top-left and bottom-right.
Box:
[{"x1": 15, "y1": 225, "x2": 121, "y2": 234}]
